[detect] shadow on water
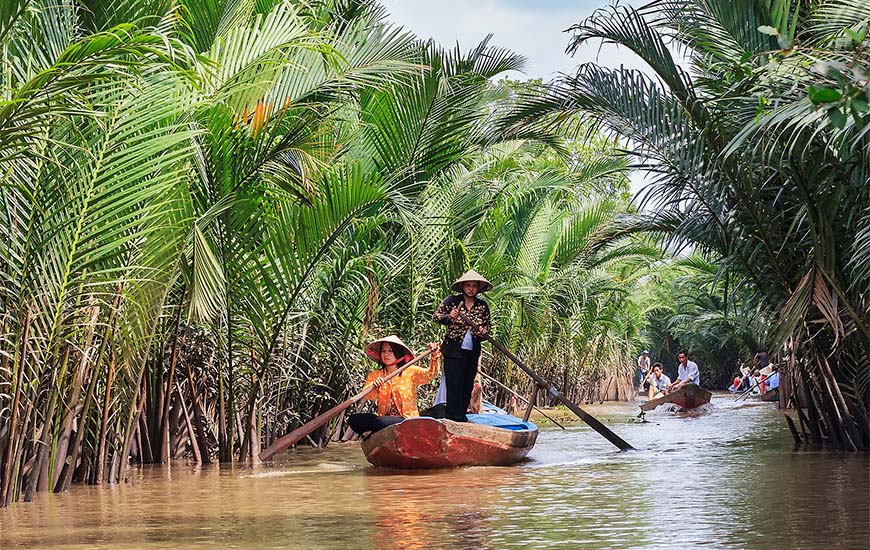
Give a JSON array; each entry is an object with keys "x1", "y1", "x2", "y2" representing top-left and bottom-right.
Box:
[{"x1": 1, "y1": 393, "x2": 868, "y2": 549}]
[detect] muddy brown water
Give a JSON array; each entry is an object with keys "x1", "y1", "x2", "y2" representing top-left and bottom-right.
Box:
[{"x1": 1, "y1": 395, "x2": 868, "y2": 549}]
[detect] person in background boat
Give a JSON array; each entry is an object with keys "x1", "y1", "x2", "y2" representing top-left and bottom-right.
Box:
[
  {"x1": 731, "y1": 375, "x2": 742, "y2": 393},
  {"x1": 767, "y1": 367, "x2": 780, "y2": 390},
  {"x1": 750, "y1": 370, "x2": 762, "y2": 396},
  {"x1": 667, "y1": 351, "x2": 700, "y2": 391},
  {"x1": 754, "y1": 349, "x2": 770, "y2": 371},
  {"x1": 468, "y1": 373, "x2": 483, "y2": 414},
  {"x1": 648, "y1": 363, "x2": 671, "y2": 399},
  {"x1": 347, "y1": 336, "x2": 441, "y2": 436},
  {"x1": 738, "y1": 365, "x2": 751, "y2": 391},
  {"x1": 637, "y1": 350, "x2": 651, "y2": 390},
  {"x1": 433, "y1": 269, "x2": 492, "y2": 422}
]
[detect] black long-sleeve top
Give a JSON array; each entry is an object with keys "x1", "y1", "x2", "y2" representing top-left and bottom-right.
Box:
[{"x1": 432, "y1": 294, "x2": 492, "y2": 358}]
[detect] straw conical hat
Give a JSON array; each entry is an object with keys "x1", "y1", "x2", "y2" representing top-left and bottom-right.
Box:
[
  {"x1": 365, "y1": 335, "x2": 414, "y2": 363},
  {"x1": 451, "y1": 269, "x2": 493, "y2": 293}
]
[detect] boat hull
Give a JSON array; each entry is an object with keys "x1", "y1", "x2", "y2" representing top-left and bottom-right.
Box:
[
  {"x1": 360, "y1": 416, "x2": 538, "y2": 469},
  {"x1": 759, "y1": 388, "x2": 779, "y2": 402},
  {"x1": 640, "y1": 383, "x2": 712, "y2": 411}
]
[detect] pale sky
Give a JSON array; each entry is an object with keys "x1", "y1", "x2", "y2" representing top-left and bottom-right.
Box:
[
  {"x1": 380, "y1": 0, "x2": 654, "y2": 201},
  {"x1": 381, "y1": 0, "x2": 650, "y2": 80}
]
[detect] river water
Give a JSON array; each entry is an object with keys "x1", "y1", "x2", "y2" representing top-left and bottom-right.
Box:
[{"x1": 2, "y1": 395, "x2": 868, "y2": 549}]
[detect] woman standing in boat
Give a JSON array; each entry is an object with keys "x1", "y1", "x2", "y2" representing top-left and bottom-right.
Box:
[
  {"x1": 347, "y1": 336, "x2": 441, "y2": 435},
  {"x1": 433, "y1": 270, "x2": 492, "y2": 422}
]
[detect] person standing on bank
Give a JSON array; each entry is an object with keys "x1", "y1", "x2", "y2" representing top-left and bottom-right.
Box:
[
  {"x1": 347, "y1": 336, "x2": 441, "y2": 436},
  {"x1": 433, "y1": 270, "x2": 492, "y2": 422}
]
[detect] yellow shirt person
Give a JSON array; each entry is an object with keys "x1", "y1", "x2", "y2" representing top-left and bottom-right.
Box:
[{"x1": 348, "y1": 336, "x2": 441, "y2": 436}]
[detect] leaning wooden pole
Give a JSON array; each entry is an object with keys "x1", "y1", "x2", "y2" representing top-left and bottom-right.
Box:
[
  {"x1": 259, "y1": 349, "x2": 435, "y2": 461},
  {"x1": 459, "y1": 312, "x2": 633, "y2": 451},
  {"x1": 477, "y1": 370, "x2": 566, "y2": 429}
]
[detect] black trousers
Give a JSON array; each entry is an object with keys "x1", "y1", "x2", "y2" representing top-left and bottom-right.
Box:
[
  {"x1": 347, "y1": 413, "x2": 403, "y2": 435},
  {"x1": 444, "y1": 350, "x2": 478, "y2": 422},
  {"x1": 419, "y1": 403, "x2": 446, "y2": 419}
]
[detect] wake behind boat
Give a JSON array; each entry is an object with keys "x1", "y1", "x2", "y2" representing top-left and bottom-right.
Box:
[
  {"x1": 640, "y1": 383, "x2": 712, "y2": 412},
  {"x1": 360, "y1": 403, "x2": 538, "y2": 469}
]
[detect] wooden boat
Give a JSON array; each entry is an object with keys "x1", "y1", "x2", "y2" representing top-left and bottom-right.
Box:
[
  {"x1": 640, "y1": 383, "x2": 712, "y2": 412},
  {"x1": 360, "y1": 406, "x2": 538, "y2": 469},
  {"x1": 759, "y1": 387, "x2": 779, "y2": 402}
]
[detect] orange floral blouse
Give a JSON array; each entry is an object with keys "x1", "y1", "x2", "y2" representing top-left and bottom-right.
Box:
[{"x1": 363, "y1": 356, "x2": 441, "y2": 418}]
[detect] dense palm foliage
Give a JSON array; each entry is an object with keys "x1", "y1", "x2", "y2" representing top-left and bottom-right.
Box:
[
  {"x1": 506, "y1": 0, "x2": 869, "y2": 450},
  {"x1": 0, "y1": 0, "x2": 656, "y2": 506},
  {"x1": 639, "y1": 256, "x2": 768, "y2": 386}
]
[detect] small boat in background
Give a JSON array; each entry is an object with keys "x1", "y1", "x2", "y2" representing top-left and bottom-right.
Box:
[
  {"x1": 640, "y1": 383, "x2": 712, "y2": 412},
  {"x1": 361, "y1": 403, "x2": 537, "y2": 469},
  {"x1": 759, "y1": 388, "x2": 779, "y2": 402}
]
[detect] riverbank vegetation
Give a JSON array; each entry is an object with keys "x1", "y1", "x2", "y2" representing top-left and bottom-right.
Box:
[
  {"x1": 0, "y1": 0, "x2": 658, "y2": 505},
  {"x1": 505, "y1": 0, "x2": 869, "y2": 450},
  {"x1": 0, "y1": 0, "x2": 867, "y2": 507}
]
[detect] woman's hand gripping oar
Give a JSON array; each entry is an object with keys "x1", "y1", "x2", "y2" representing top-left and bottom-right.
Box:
[
  {"x1": 459, "y1": 311, "x2": 634, "y2": 451},
  {"x1": 259, "y1": 348, "x2": 435, "y2": 461}
]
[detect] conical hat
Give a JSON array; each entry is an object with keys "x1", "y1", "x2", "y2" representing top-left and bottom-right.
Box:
[
  {"x1": 451, "y1": 269, "x2": 493, "y2": 293},
  {"x1": 365, "y1": 335, "x2": 414, "y2": 363}
]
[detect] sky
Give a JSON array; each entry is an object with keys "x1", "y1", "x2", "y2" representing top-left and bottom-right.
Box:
[
  {"x1": 380, "y1": 0, "x2": 650, "y2": 80},
  {"x1": 379, "y1": 0, "x2": 654, "y2": 200}
]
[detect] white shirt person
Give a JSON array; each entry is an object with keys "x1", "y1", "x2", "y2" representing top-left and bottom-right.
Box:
[
  {"x1": 637, "y1": 350, "x2": 651, "y2": 386},
  {"x1": 669, "y1": 351, "x2": 700, "y2": 390}
]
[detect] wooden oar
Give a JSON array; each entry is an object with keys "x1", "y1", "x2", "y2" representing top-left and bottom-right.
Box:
[
  {"x1": 477, "y1": 370, "x2": 566, "y2": 429},
  {"x1": 459, "y1": 312, "x2": 634, "y2": 451},
  {"x1": 259, "y1": 348, "x2": 434, "y2": 461},
  {"x1": 735, "y1": 377, "x2": 766, "y2": 401}
]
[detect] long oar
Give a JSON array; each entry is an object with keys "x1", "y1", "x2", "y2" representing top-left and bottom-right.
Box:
[
  {"x1": 735, "y1": 377, "x2": 766, "y2": 401},
  {"x1": 460, "y1": 312, "x2": 634, "y2": 451},
  {"x1": 259, "y1": 349, "x2": 434, "y2": 461},
  {"x1": 477, "y1": 370, "x2": 566, "y2": 429}
]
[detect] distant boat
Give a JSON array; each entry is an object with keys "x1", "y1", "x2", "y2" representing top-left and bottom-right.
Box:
[
  {"x1": 360, "y1": 404, "x2": 538, "y2": 468},
  {"x1": 759, "y1": 388, "x2": 779, "y2": 402},
  {"x1": 640, "y1": 383, "x2": 712, "y2": 412}
]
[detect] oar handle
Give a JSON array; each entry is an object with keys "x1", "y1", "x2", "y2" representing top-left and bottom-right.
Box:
[
  {"x1": 458, "y1": 311, "x2": 634, "y2": 451},
  {"x1": 259, "y1": 348, "x2": 435, "y2": 461}
]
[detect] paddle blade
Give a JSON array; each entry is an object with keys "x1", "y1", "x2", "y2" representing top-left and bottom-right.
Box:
[
  {"x1": 259, "y1": 400, "x2": 354, "y2": 461},
  {"x1": 259, "y1": 349, "x2": 434, "y2": 461}
]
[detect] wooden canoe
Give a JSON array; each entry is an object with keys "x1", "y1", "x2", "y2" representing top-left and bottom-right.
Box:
[
  {"x1": 360, "y1": 411, "x2": 538, "y2": 469},
  {"x1": 759, "y1": 388, "x2": 779, "y2": 402},
  {"x1": 640, "y1": 383, "x2": 712, "y2": 412}
]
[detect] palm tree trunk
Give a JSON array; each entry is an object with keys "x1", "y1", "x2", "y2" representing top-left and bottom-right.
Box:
[
  {"x1": 218, "y1": 361, "x2": 228, "y2": 462},
  {"x1": 184, "y1": 360, "x2": 212, "y2": 463},
  {"x1": 158, "y1": 295, "x2": 186, "y2": 462},
  {"x1": 1, "y1": 309, "x2": 31, "y2": 506},
  {"x1": 52, "y1": 305, "x2": 100, "y2": 490},
  {"x1": 176, "y1": 381, "x2": 202, "y2": 463},
  {"x1": 25, "y1": 348, "x2": 71, "y2": 499},
  {"x1": 95, "y1": 352, "x2": 115, "y2": 485}
]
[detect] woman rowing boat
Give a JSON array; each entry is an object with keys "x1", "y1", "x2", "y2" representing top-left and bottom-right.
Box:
[{"x1": 347, "y1": 336, "x2": 441, "y2": 436}]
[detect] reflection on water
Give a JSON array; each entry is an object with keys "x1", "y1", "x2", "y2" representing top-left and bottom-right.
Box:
[{"x1": 1, "y1": 395, "x2": 868, "y2": 549}]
